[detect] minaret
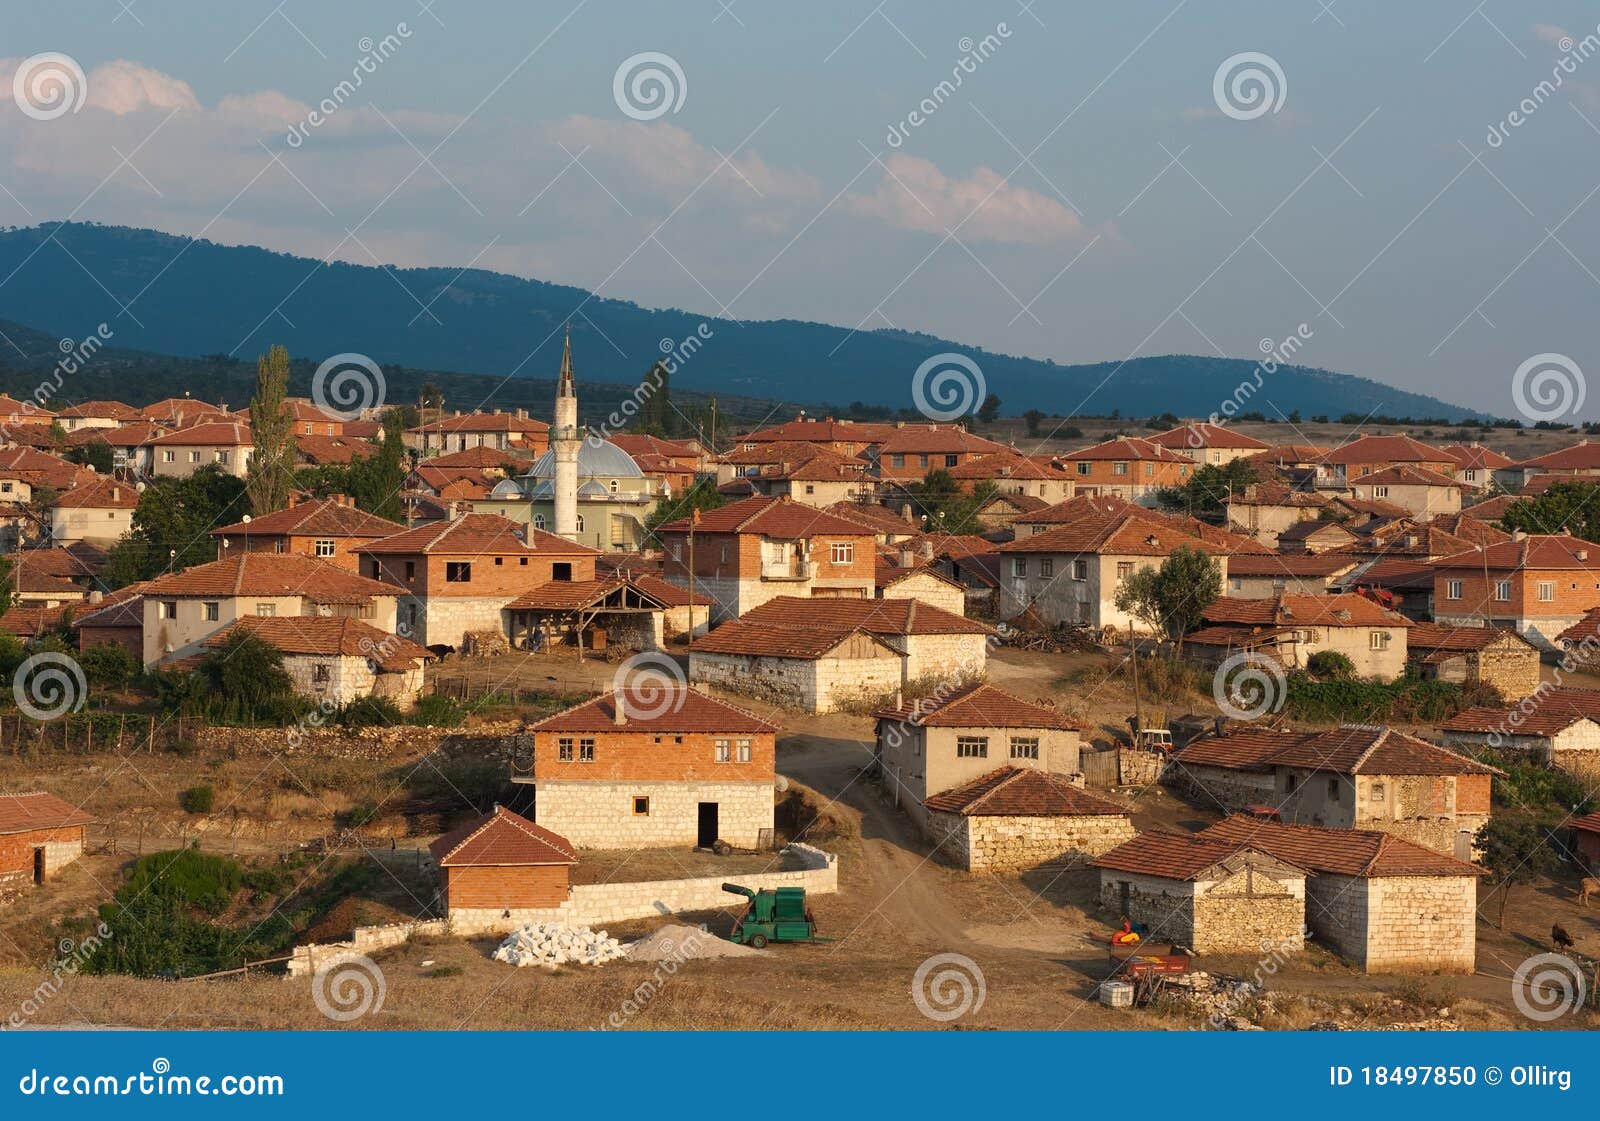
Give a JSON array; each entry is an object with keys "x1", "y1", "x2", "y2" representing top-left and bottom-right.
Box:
[{"x1": 552, "y1": 325, "x2": 581, "y2": 541}]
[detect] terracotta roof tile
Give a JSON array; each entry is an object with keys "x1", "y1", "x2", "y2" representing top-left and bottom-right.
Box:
[
  {"x1": 146, "y1": 422, "x2": 252, "y2": 446},
  {"x1": 1320, "y1": 434, "x2": 1452, "y2": 466},
  {"x1": 359, "y1": 513, "x2": 600, "y2": 556},
  {"x1": 1200, "y1": 815, "x2": 1485, "y2": 877},
  {"x1": 657, "y1": 494, "x2": 878, "y2": 538},
  {"x1": 1092, "y1": 831, "x2": 1300, "y2": 881},
  {"x1": 874, "y1": 681, "x2": 1082, "y2": 730},
  {"x1": 212, "y1": 497, "x2": 404, "y2": 540},
  {"x1": 1148, "y1": 423, "x2": 1269, "y2": 451},
  {"x1": 1059, "y1": 436, "x2": 1191, "y2": 463},
  {"x1": 924, "y1": 767, "x2": 1130, "y2": 816},
  {"x1": 49, "y1": 476, "x2": 140, "y2": 510},
  {"x1": 428, "y1": 806, "x2": 575, "y2": 866},
  {"x1": 0, "y1": 791, "x2": 92, "y2": 835},
  {"x1": 1433, "y1": 533, "x2": 1600, "y2": 572},
  {"x1": 140, "y1": 553, "x2": 401, "y2": 603},
  {"x1": 202, "y1": 615, "x2": 431, "y2": 671},
  {"x1": 530, "y1": 686, "x2": 777, "y2": 734}
]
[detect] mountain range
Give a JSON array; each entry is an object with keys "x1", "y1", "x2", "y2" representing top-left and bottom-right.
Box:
[{"x1": 0, "y1": 222, "x2": 1485, "y2": 421}]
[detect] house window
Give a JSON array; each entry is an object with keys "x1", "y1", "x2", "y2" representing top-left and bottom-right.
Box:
[
  {"x1": 1039, "y1": 558, "x2": 1054, "y2": 578},
  {"x1": 720, "y1": 543, "x2": 730, "y2": 564},
  {"x1": 918, "y1": 455, "x2": 929, "y2": 468},
  {"x1": 715, "y1": 739, "x2": 731, "y2": 763},
  {"x1": 576, "y1": 515, "x2": 585, "y2": 533},
  {"x1": 256, "y1": 603, "x2": 276, "y2": 617},
  {"x1": 446, "y1": 562, "x2": 471, "y2": 582},
  {"x1": 945, "y1": 454, "x2": 959, "y2": 467},
  {"x1": 315, "y1": 539, "x2": 335, "y2": 558},
  {"x1": 1328, "y1": 776, "x2": 1340, "y2": 800},
  {"x1": 830, "y1": 542, "x2": 854, "y2": 564},
  {"x1": 1113, "y1": 462, "x2": 1128, "y2": 476},
  {"x1": 1494, "y1": 580, "x2": 1511, "y2": 601},
  {"x1": 1072, "y1": 559, "x2": 1088, "y2": 581},
  {"x1": 404, "y1": 560, "x2": 417, "y2": 581},
  {"x1": 579, "y1": 738, "x2": 595, "y2": 762},
  {"x1": 609, "y1": 479, "x2": 619, "y2": 493},
  {"x1": 671, "y1": 543, "x2": 682, "y2": 561},
  {"x1": 216, "y1": 451, "x2": 230, "y2": 465},
  {"x1": 1230, "y1": 577, "x2": 1242, "y2": 591},
  {"x1": 1012, "y1": 558, "x2": 1026, "y2": 578},
  {"x1": 1370, "y1": 782, "x2": 1385, "y2": 802},
  {"x1": 203, "y1": 601, "x2": 219, "y2": 621},
  {"x1": 189, "y1": 450, "x2": 201, "y2": 463},
  {"x1": 1464, "y1": 469, "x2": 1476, "y2": 481},
  {"x1": 534, "y1": 514, "x2": 546, "y2": 530},
  {"x1": 1373, "y1": 486, "x2": 1388, "y2": 498},
  {"x1": 1369, "y1": 631, "x2": 1388, "y2": 650},
  {"x1": 1116, "y1": 561, "x2": 1134, "y2": 580},
  {"x1": 313, "y1": 664, "x2": 331, "y2": 684},
  {"x1": 1010, "y1": 736, "x2": 1040, "y2": 760},
  {"x1": 558, "y1": 737, "x2": 574, "y2": 762},
  {"x1": 1538, "y1": 581, "x2": 1554, "y2": 602},
  {"x1": 805, "y1": 484, "x2": 815, "y2": 495},
  {"x1": 956, "y1": 736, "x2": 988, "y2": 759},
  {"x1": 1145, "y1": 463, "x2": 1154, "y2": 477},
  {"x1": 633, "y1": 796, "x2": 650, "y2": 816},
  {"x1": 1075, "y1": 461, "x2": 1091, "y2": 476},
  {"x1": 159, "y1": 600, "x2": 178, "y2": 619},
  {"x1": 1446, "y1": 579, "x2": 1462, "y2": 599},
  {"x1": 163, "y1": 450, "x2": 175, "y2": 463},
  {"x1": 737, "y1": 738, "x2": 752, "y2": 763}
]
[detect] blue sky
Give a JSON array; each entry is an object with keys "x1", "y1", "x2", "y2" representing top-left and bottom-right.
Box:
[{"x1": 5, "y1": 1, "x2": 1600, "y2": 416}]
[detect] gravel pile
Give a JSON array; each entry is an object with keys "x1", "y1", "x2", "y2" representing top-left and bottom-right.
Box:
[
  {"x1": 626, "y1": 923, "x2": 762, "y2": 962},
  {"x1": 492, "y1": 922, "x2": 627, "y2": 968}
]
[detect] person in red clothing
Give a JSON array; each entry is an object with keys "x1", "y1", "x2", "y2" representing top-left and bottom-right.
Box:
[{"x1": 1111, "y1": 916, "x2": 1141, "y2": 946}]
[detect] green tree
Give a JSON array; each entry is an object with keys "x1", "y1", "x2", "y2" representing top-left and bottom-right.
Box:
[
  {"x1": 978, "y1": 394, "x2": 1001, "y2": 423},
  {"x1": 1156, "y1": 458, "x2": 1258, "y2": 515},
  {"x1": 104, "y1": 467, "x2": 248, "y2": 586},
  {"x1": 1499, "y1": 481, "x2": 1600, "y2": 541},
  {"x1": 245, "y1": 344, "x2": 294, "y2": 516},
  {"x1": 1023, "y1": 409, "x2": 1046, "y2": 437},
  {"x1": 1476, "y1": 815, "x2": 1566, "y2": 929},
  {"x1": 1112, "y1": 545, "x2": 1221, "y2": 649},
  {"x1": 908, "y1": 468, "x2": 993, "y2": 535},
  {"x1": 186, "y1": 631, "x2": 305, "y2": 724},
  {"x1": 646, "y1": 477, "x2": 727, "y2": 533},
  {"x1": 634, "y1": 360, "x2": 672, "y2": 437},
  {"x1": 65, "y1": 438, "x2": 114, "y2": 473}
]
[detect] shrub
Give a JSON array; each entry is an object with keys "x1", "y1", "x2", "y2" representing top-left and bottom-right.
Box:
[
  {"x1": 335, "y1": 696, "x2": 403, "y2": 728},
  {"x1": 1305, "y1": 651, "x2": 1355, "y2": 680},
  {"x1": 409, "y1": 694, "x2": 465, "y2": 727},
  {"x1": 179, "y1": 785, "x2": 215, "y2": 814},
  {"x1": 80, "y1": 641, "x2": 141, "y2": 688}
]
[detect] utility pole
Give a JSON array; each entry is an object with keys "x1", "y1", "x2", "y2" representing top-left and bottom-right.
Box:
[
  {"x1": 686, "y1": 508, "x2": 698, "y2": 651},
  {"x1": 1128, "y1": 621, "x2": 1143, "y2": 746}
]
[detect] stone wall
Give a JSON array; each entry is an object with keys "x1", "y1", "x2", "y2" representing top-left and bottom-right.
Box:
[
  {"x1": 533, "y1": 779, "x2": 774, "y2": 848},
  {"x1": 188, "y1": 721, "x2": 527, "y2": 759},
  {"x1": 927, "y1": 810, "x2": 1135, "y2": 872},
  {"x1": 1162, "y1": 761, "x2": 1275, "y2": 809},
  {"x1": 422, "y1": 595, "x2": 519, "y2": 650},
  {"x1": 1304, "y1": 872, "x2": 1371, "y2": 965},
  {"x1": 1190, "y1": 866, "x2": 1306, "y2": 955},
  {"x1": 1364, "y1": 874, "x2": 1477, "y2": 973},
  {"x1": 689, "y1": 648, "x2": 905, "y2": 714}
]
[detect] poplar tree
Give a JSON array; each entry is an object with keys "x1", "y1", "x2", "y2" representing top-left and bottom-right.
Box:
[{"x1": 246, "y1": 344, "x2": 294, "y2": 515}]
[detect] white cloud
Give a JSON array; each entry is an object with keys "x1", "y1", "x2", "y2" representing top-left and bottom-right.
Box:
[
  {"x1": 1532, "y1": 24, "x2": 1572, "y2": 45},
  {"x1": 846, "y1": 154, "x2": 1083, "y2": 244}
]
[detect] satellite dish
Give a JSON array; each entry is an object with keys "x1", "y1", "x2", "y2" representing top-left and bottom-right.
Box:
[{"x1": 242, "y1": 514, "x2": 251, "y2": 523}]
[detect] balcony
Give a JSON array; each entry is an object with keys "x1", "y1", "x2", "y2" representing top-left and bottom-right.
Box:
[{"x1": 760, "y1": 559, "x2": 811, "y2": 581}]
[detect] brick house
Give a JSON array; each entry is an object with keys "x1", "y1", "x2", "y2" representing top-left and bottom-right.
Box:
[
  {"x1": 868, "y1": 426, "x2": 1009, "y2": 484},
  {"x1": 212, "y1": 496, "x2": 406, "y2": 572},
  {"x1": 358, "y1": 513, "x2": 600, "y2": 651},
  {"x1": 656, "y1": 495, "x2": 877, "y2": 623},
  {"x1": 71, "y1": 583, "x2": 148, "y2": 658},
  {"x1": 520, "y1": 686, "x2": 777, "y2": 849},
  {"x1": 1092, "y1": 832, "x2": 1307, "y2": 955},
  {"x1": 145, "y1": 422, "x2": 254, "y2": 479},
  {"x1": 1055, "y1": 437, "x2": 1193, "y2": 502},
  {"x1": 1200, "y1": 815, "x2": 1484, "y2": 973},
  {"x1": 137, "y1": 553, "x2": 403, "y2": 667},
  {"x1": 737, "y1": 456, "x2": 876, "y2": 507},
  {"x1": 1439, "y1": 688, "x2": 1600, "y2": 781},
  {"x1": 1348, "y1": 464, "x2": 1466, "y2": 522},
  {"x1": 1190, "y1": 592, "x2": 1411, "y2": 679},
  {"x1": 1405, "y1": 622, "x2": 1540, "y2": 699},
  {"x1": 923, "y1": 769, "x2": 1136, "y2": 872},
  {"x1": 1148, "y1": 422, "x2": 1269, "y2": 466},
  {"x1": 1, "y1": 792, "x2": 92, "y2": 894},
  {"x1": 428, "y1": 806, "x2": 576, "y2": 925},
  {"x1": 732, "y1": 415, "x2": 901, "y2": 457},
  {"x1": 945, "y1": 450, "x2": 1072, "y2": 504},
  {"x1": 1432, "y1": 532, "x2": 1600, "y2": 650},
  {"x1": 202, "y1": 615, "x2": 432, "y2": 709},
  {"x1": 48, "y1": 476, "x2": 138, "y2": 546}
]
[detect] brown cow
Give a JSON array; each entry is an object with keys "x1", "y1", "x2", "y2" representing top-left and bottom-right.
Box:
[{"x1": 1581, "y1": 877, "x2": 1600, "y2": 907}]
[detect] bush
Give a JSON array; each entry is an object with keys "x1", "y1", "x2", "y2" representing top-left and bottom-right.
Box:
[
  {"x1": 1305, "y1": 651, "x2": 1356, "y2": 681},
  {"x1": 79, "y1": 641, "x2": 141, "y2": 688},
  {"x1": 408, "y1": 694, "x2": 465, "y2": 727},
  {"x1": 1281, "y1": 674, "x2": 1489, "y2": 724},
  {"x1": 335, "y1": 696, "x2": 403, "y2": 728},
  {"x1": 179, "y1": 785, "x2": 215, "y2": 814}
]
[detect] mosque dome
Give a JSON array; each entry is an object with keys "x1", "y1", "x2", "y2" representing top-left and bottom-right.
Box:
[{"x1": 527, "y1": 433, "x2": 644, "y2": 480}]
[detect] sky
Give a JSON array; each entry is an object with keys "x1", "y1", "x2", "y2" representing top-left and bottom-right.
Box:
[{"x1": 4, "y1": 1, "x2": 1600, "y2": 418}]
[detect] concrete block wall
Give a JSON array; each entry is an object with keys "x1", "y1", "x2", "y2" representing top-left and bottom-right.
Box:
[{"x1": 534, "y1": 780, "x2": 775, "y2": 848}]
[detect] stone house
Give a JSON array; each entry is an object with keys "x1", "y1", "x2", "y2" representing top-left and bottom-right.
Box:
[
  {"x1": 1405, "y1": 622, "x2": 1540, "y2": 699},
  {"x1": 0, "y1": 792, "x2": 91, "y2": 895},
  {"x1": 1275, "y1": 520, "x2": 1360, "y2": 554},
  {"x1": 137, "y1": 553, "x2": 402, "y2": 668},
  {"x1": 1432, "y1": 532, "x2": 1600, "y2": 651},
  {"x1": 1189, "y1": 592, "x2": 1410, "y2": 679},
  {"x1": 357, "y1": 513, "x2": 600, "y2": 651},
  {"x1": 874, "y1": 682, "x2": 1085, "y2": 827},
  {"x1": 1348, "y1": 465, "x2": 1466, "y2": 522},
  {"x1": 428, "y1": 806, "x2": 576, "y2": 926},
  {"x1": 1200, "y1": 815, "x2": 1484, "y2": 973},
  {"x1": 923, "y1": 768, "x2": 1135, "y2": 872},
  {"x1": 1224, "y1": 552, "x2": 1361, "y2": 598},
  {"x1": 946, "y1": 450, "x2": 1072, "y2": 504},
  {"x1": 875, "y1": 553, "x2": 967, "y2": 616},
  {"x1": 406, "y1": 409, "x2": 550, "y2": 456},
  {"x1": 690, "y1": 595, "x2": 992, "y2": 714},
  {"x1": 1148, "y1": 422, "x2": 1269, "y2": 466},
  {"x1": 1225, "y1": 482, "x2": 1334, "y2": 547},
  {"x1": 145, "y1": 422, "x2": 254, "y2": 479},
  {"x1": 201, "y1": 615, "x2": 432, "y2": 709},
  {"x1": 502, "y1": 575, "x2": 698, "y2": 652},
  {"x1": 1439, "y1": 699, "x2": 1600, "y2": 782},
  {"x1": 972, "y1": 490, "x2": 1052, "y2": 532},
  {"x1": 1093, "y1": 832, "x2": 1307, "y2": 955},
  {"x1": 1054, "y1": 437, "x2": 1193, "y2": 502},
  {"x1": 996, "y1": 510, "x2": 1225, "y2": 631},
  {"x1": 212, "y1": 495, "x2": 406, "y2": 572},
  {"x1": 519, "y1": 686, "x2": 777, "y2": 849},
  {"x1": 656, "y1": 495, "x2": 878, "y2": 623},
  {"x1": 48, "y1": 477, "x2": 138, "y2": 546}
]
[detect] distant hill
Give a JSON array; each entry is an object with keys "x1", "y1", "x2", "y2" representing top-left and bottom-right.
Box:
[{"x1": 0, "y1": 222, "x2": 1486, "y2": 421}]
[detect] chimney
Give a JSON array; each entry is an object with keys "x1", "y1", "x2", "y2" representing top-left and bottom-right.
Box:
[
  {"x1": 897, "y1": 547, "x2": 914, "y2": 568},
  {"x1": 447, "y1": 500, "x2": 460, "y2": 520},
  {"x1": 614, "y1": 694, "x2": 627, "y2": 726},
  {"x1": 902, "y1": 505, "x2": 915, "y2": 523},
  {"x1": 1513, "y1": 529, "x2": 1527, "y2": 541},
  {"x1": 89, "y1": 589, "x2": 103, "y2": 604},
  {"x1": 1580, "y1": 549, "x2": 1590, "y2": 562},
  {"x1": 516, "y1": 408, "x2": 528, "y2": 420}
]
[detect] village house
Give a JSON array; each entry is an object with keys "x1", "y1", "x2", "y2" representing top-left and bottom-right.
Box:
[
  {"x1": 502, "y1": 574, "x2": 708, "y2": 652},
  {"x1": 875, "y1": 550, "x2": 967, "y2": 616},
  {"x1": 145, "y1": 422, "x2": 254, "y2": 479},
  {"x1": 1224, "y1": 552, "x2": 1361, "y2": 598},
  {"x1": 1054, "y1": 436, "x2": 1192, "y2": 502},
  {"x1": 406, "y1": 409, "x2": 551, "y2": 456},
  {"x1": 47, "y1": 476, "x2": 138, "y2": 546},
  {"x1": 945, "y1": 450, "x2": 1072, "y2": 504},
  {"x1": 0, "y1": 394, "x2": 55, "y2": 429},
  {"x1": 1347, "y1": 464, "x2": 1466, "y2": 522},
  {"x1": 1405, "y1": 622, "x2": 1540, "y2": 699},
  {"x1": 655, "y1": 495, "x2": 878, "y2": 622},
  {"x1": 358, "y1": 513, "x2": 600, "y2": 651},
  {"x1": 0, "y1": 447, "x2": 97, "y2": 498},
  {"x1": 68, "y1": 422, "x2": 166, "y2": 474},
  {"x1": 735, "y1": 456, "x2": 876, "y2": 507},
  {"x1": 484, "y1": 438, "x2": 661, "y2": 553},
  {"x1": 71, "y1": 583, "x2": 148, "y2": 659},
  {"x1": 1439, "y1": 687, "x2": 1600, "y2": 781},
  {"x1": 55, "y1": 400, "x2": 138, "y2": 432},
  {"x1": 1010, "y1": 492, "x2": 1147, "y2": 539},
  {"x1": 203, "y1": 615, "x2": 430, "y2": 709},
  {"x1": 1189, "y1": 592, "x2": 1410, "y2": 679},
  {"x1": 972, "y1": 490, "x2": 1052, "y2": 532},
  {"x1": 689, "y1": 595, "x2": 992, "y2": 713},
  {"x1": 996, "y1": 511, "x2": 1225, "y2": 631},
  {"x1": 1510, "y1": 439, "x2": 1600, "y2": 489},
  {"x1": 824, "y1": 501, "x2": 922, "y2": 546},
  {"x1": 139, "y1": 397, "x2": 228, "y2": 427},
  {"x1": 0, "y1": 792, "x2": 92, "y2": 894},
  {"x1": 519, "y1": 686, "x2": 777, "y2": 849},
  {"x1": 1092, "y1": 832, "x2": 1307, "y2": 955},
  {"x1": 294, "y1": 435, "x2": 376, "y2": 467},
  {"x1": 1441, "y1": 443, "x2": 1515, "y2": 492},
  {"x1": 1314, "y1": 434, "x2": 1457, "y2": 488},
  {"x1": 1275, "y1": 519, "x2": 1359, "y2": 554},
  {"x1": 733, "y1": 415, "x2": 904, "y2": 457},
  {"x1": 9, "y1": 553, "x2": 88, "y2": 609},
  {"x1": 869, "y1": 426, "x2": 1009, "y2": 484},
  {"x1": 1224, "y1": 482, "x2": 1332, "y2": 547},
  {"x1": 1199, "y1": 816, "x2": 1484, "y2": 973},
  {"x1": 136, "y1": 553, "x2": 403, "y2": 667},
  {"x1": 211, "y1": 495, "x2": 406, "y2": 572},
  {"x1": 923, "y1": 769, "x2": 1136, "y2": 873},
  {"x1": 1575, "y1": 812, "x2": 1600, "y2": 872},
  {"x1": 1148, "y1": 421, "x2": 1269, "y2": 466},
  {"x1": 428, "y1": 806, "x2": 577, "y2": 927},
  {"x1": 610, "y1": 433, "x2": 712, "y2": 476},
  {"x1": 1431, "y1": 532, "x2": 1600, "y2": 650},
  {"x1": 1169, "y1": 724, "x2": 1498, "y2": 859}
]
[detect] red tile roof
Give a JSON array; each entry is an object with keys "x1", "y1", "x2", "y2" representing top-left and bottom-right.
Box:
[
  {"x1": 924, "y1": 767, "x2": 1130, "y2": 817},
  {"x1": 1000, "y1": 511, "x2": 1215, "y2": 558},
  {"x1": 1148, "y1": 423, "x2": 1269, "y2": 451},
  {"x1": 0, "y1": 394, "x2": 56, "y2": 419},
  {"x1": 1059, "y1": 436, "x2": 1191, "y2": 463},
  {"x1": 1572, "y1": 812, "x2": 1600, "y2": 835},
  {"x1": 0, "y1": 604, "x2": 70, "y2": 638},
  {"x1": 140, "y1": 553, "x2": 402, "y2": 603},
  {"x1": 70, "y1": 422, "x2": 167, "y2": 448},
  {"x1": 1439, "y1": 704, "x2": 1592, "y2": 737},
  {"x1": 741, "y1": 594, "x2": 989, "y2": 636},
  {"x1": 1092, "y1": 831, "x2": 1303, "y2": 880},
  {"x1": 428, "y1": 806, "x2": 575, "y2": 867},
  {"x1": 1223, "y1": 552, "x2": 1362, "y2": 577},
  {"x1": 1407, "y1": 622, "x2": 1533, "y2": 654},
  {"x1": 875, "y1": 427, "x2": 1009, "y2": 455},
  {"x1": 1175, "y1": 724, "x2": 1498, "y2": 776},
  {"x1": 657, "y1": 494, "x2": 878, "y2": 538},
  {"x1": 1200, "y1": 815, "x2": 1485, "y2": 877},
  {"x1": 0, "y1": 791, "x2": 92, "y2": 835},
  {"x1": 359, "y1": 513, "x2": 600, "y2": 556},
  {"x1": 1461, "y1": 495, "x2": 1521, "y2": 521},
  {"x1": 50, "y1": 476, "x2": 139, "y2": 509},
  {"x1": 1432, "y1": 533, "x2": 1600, "y2": 572},
  {"x1": 530, "y1": 685, "x2": 777, "y2": 734},
  {"x1": 294, "y1": 435, "x2": 372, "y2": 465},
  {"x1": 1518, "y1": 441, "x2": 1600, "y2": 471},
  {"x1": 824, "y1": 501, "x2": 920, "y2": 535},
  {"x1": 1353, "y1": 464, "x2": 1467, "y2": 489},
  {"x1": 1202, "y1": 592, "x2": 1410, "y2": 629},
  {"x1": 202, "y1": 615, "x2": 431, "y2": 670},
  {"x1": 424, "y1": 446, "x2": 536, "y2": 470},
  {"x1": 145, "y1": 422, "x2": 252, "y2": 447},
  {"x1": 212, "y1": 497, "x2": 404, "y2": 540},
  {"x1": 1320, "y1": 434, "x2": 1452, "y2": 465},
  {"x1": 1442, "y1": 444, "x2": 1514, "y2": 470},
  {"x1": 409, "y1": 412, "x2": 549, "y2": 435},
  {"x1": 875, "y1": 681, "x2": 1082, "y2": 730}
]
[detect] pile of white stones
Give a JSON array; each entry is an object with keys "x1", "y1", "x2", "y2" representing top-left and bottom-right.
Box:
[{"x1": 492, "y1": 922, "x2": 627, "y2": 968}]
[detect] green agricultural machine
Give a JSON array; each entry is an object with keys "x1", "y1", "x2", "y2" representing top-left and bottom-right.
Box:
[{"x1": 721, "y1": 883, "x2": 827, "y2": 947}]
